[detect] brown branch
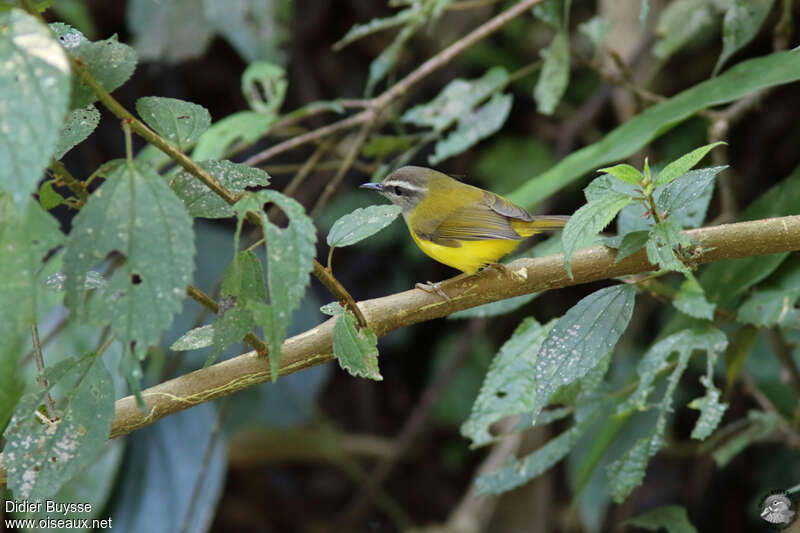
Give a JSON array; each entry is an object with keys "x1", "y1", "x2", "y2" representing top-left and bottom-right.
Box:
[
  {"x1": 312, "y1": 262, "x2": 369, "y2": 329},
  {"x1": 106, "y1": 215, "x2": 800, "y2": 438},
  {"x1": 242, "y1": 0, "x2": 546, "y2": 166}
]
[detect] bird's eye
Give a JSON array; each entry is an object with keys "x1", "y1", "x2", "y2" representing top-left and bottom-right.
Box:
[{"x1": 392, "y1": 186, "x2": 404, "y2": 196}]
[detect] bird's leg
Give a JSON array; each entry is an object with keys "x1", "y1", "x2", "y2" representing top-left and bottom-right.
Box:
[
  {"x1": 486, "y1": 262, "x2": 510, "y2": 276},
  {"x1": 415, "y1": 272, "x2": 473, "y2": 302}
]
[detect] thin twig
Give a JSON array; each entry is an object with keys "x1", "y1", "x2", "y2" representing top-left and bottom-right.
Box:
[
  {"x1": 31, "y1": 324, "x2": 57, "y2": 419},
  {"x1": 311, "y1": 120, "x2": 374, "y2": 217},
  {"x1": 340, "y1": 318, "x2": 487, "y2": 525},
  {"x1": 185, "y1": 286, "x2": 268, "y2": 357},
  {"x1": 49, "y1": 159, "x2": 88, "y2": 205},
  {"x1": 242, "y1": 0, "x2": 546, "y2": 166},
  {"x1": 312, "y1": 262, "x2": 369, "y2": 329}
]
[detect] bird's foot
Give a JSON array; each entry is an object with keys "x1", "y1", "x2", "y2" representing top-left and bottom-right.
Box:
[
  {"x1": 415, "y1": 281, "x2": 452, "y2": 302},
  {"x1": 486, "y1": 262, "x2": 510, "y2": 276}
]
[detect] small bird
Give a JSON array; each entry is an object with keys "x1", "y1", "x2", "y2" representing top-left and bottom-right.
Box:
[{"x1": 361, "y1": 166, "x2": 569, "y2": 298}]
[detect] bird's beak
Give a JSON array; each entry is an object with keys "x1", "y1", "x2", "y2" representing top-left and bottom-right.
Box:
[{"x1": 360, "y1": 182, "x2": 384, "y2": 192}]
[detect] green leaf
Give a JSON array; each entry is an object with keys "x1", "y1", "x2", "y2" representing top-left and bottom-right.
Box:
[
  {"x1": 333, "y1": 8, "x2": 414, "y2": 50},
  {"x1": 126, "y1": 0, "x2": 214, "y2": 63},
  {"x1": 168, "y1": 160, "x2": 270, "y2": 218},
  {"x1": 449, "y1": 293, "x2": 538, "y2": 319},
  {"x1": 0, "y1": 346, "x2": 22, "y2": 431},
  {"x1": 202, "y1": 0, "x2": 290, "y2": 64},
  {"x1": 508, "y1": 50, "x2": 800, "y2": 208},
  {"x1": 170, "y1": 324, "x2": 213, "y2": 351},
  {"x1": 529, "y1": 285, "x2": 636, "y2": 424},
  {"x1": 627, "y1": 505, "x2": 698, "y2": 533},
  {"x1": 578, "y1": 16, "x2": 611, "y2": 51},
  {"x1": 0, "y1": 196, "x2": 64, "y2": 352},
  {"x1": 241, "y1": 61, "x2": 288, "y2": 114},
  {"x1": 654, "y1": 142, "x2": 725, "y2": 187},
  {"x1": 429, "y1": 92, "x2": 513, "y2": 165},
  {"x1": 206, "y1": 250, "x2": 265, "y2": 364},
  {"x1": 598, "y1": 164, "x2": 643, "y2": 186},
  {"x1": 562, "y1": 191, "x2": 631, "y2": 277},
  {"x1": 39, "y1": 179, "x2": 65, "y2": 210},
  {"x1": 689, "y1": 376, "x2": 728, "y2": 440},
  {"x1": 477, "y1": 420, "x2": 589, "y2": 494},
  {"x1": 63, "y1": 161, "x2": 195, "y2": 364},
  {"x1": 653, "y1": 0, "x2": 719, "y2": 60},
  {"x1": 2, "y1": 353, "x2": 114, "y2": 499},
  {"x1": 333, "y1": 310, "x2": 382, "y2": 381},
  {"x1": 0, "y1": 10, "x2": 70, "y2": 206},
  {"x1": 705, "y1": 409, "x2": 781, "y2": 466},
  {"x1": 402, "y1": 67, "x2": 508, "y2": 132},
  {"x1": 192, "y1": 110, "x2": 277, "y2": 161},
  {"x1": 532, "y1": 0, "x2": 563, "y2": 27},
  {"x1": 674, "y1": 275, "x2": 716, "y2": 320},
  {"x1": 461, "y1": 318, "x2": 554, "y2": 447},
  {"x1": 234, "y1": 190, "x2": 316, "y2": 378},
  {"x1": 320, "y1": 302, "x2": 344, "y2": 316},
  {"x1": 54, "y1": 104, "x2": 100, "y2": 160},
  {"x1": 714, "y1": 0, "x2": 776, "y2": 75},
  {"x1": 645, "y1": 220, "x2": 691, "y2": 274},
  {"x1": 51, "y1": 23, "x2": 137, "y2": 109},
  {"x1": 614, "y1": 230, "x2": 650, "y2": 263},
  {"x1": 366, "y1": 24, "x2": 416, "y2": 97},
  {"x1": 326, "y1": 205, "x2": 402, "y2": 248},
  {"x1": 738, "y1": 289, "x2": 800, "y2": 328},
  {"x1": 534, "y1": 30, "x2": 570, "y2": 115},
  {"x1": 618, "y1": 327, "x2": 728, "y2": 415},
  {"x1": 657, "y1": 166, "x2": 726, "y2": 228},
  {"x1": 135, "y1": 96, "x2": 211, "y2": 151},
  {"x1": 607, "y1": 436, "x2": 651, "y2": 503}
]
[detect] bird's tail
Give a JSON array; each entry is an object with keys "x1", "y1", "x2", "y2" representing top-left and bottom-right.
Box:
[{"x1": 513, "y1": 215, "x2": 570, "y2": 237}]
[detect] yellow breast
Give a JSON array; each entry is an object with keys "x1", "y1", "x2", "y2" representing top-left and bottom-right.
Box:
[{"x1": 408, "y1": 228, "x2": 520, "y2": 274}]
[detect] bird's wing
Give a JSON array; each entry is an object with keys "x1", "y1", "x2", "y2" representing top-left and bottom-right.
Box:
[
  {"x1": 484, "y1": 191, "x2": 535, "y2": 221},
  {"x1": 416, "y1": 201, "x2": 522, "y2": 245}
]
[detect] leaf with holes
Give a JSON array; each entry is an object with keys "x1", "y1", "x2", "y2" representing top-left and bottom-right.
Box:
[
  {"x1": 54, "y1": 105, "x2": 101, "y2": 160},
  {"x1": 0, "y1": 10, "x2": 70, "y2": 206},
  {"x1": 168, "y1": 160, "x2": 270, "y2": 218},
  {"x1": 62, "y1": 161, "x2": 195, "y2": 390},
  {"x1": 462, "y1": 318, "x2": 555, "y2": 448},
  {"x1": 327, "y1": 205, "x2": 402, "y2": 248},
  {"x1": 136, "y1": 96, "x2": 211, "y2": 151},
  {"x1": 529, "y1": 285, "x2": 636, "y2": 424},
  {"x1": 689, "y1": 377, "x2": 728, "y2": 440},
  {"x1": 51, "y1": 23, "x2": 138, "y2": 109},
  {"x1": 333, "y1": 310, "x2": 382, "y2": 381},
  {"x1": 2, "y1": 353, "x2": 114, "y2": 499},
  {"x1": 234, "y1": 190, "x2": 316, "y2": 378}
]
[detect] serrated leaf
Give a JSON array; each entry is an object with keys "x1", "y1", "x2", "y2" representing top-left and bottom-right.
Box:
[
  {"x1": 674, "y1": 274, "x2": 716, "y2": 320},
  {"x1": 429, "y1": 92, "x2": 513, "y2": 165},
  {"x1": 168, "y1": 160, "x2": 270, "y2": 218},
  {"x1": 618, "y1": 327, "x2": 728, "y2": 415},
  {"x1": 192, "y1": 110, "x2": 277, "y2": 161},
  {"x1": 63, "y1": 161, "x2": 195, "y2": 366},
  {"x1": 171, "y1": 324, "x2": 214, "y2": 351},
  {"x1": 449, "y1": 293, "x2": 539, "y2": 319},
  {"x1": 51, "y1": 23, "x2": 137, "y2": 109},
  {"x1": 206, "y1": 250, "x2": 265, "y2": 364},
  {"x1": 714, "y1": 0, "x2": 776, "y2": 75},
  {"x1": 327, "y1": 205, "x2": 402, "y2": 248},
  {"x1": 234, "y1": 190, "x2": 316, "y2": 378},
  {"x1": 627, "y1": 505, "x2": 698, "y2": 533},
  {"x1": 2, "y1": 353, "x2": 114, "y2": 499},
  {"x1": 0, "y1": 10, "x2": 70, "y2": 206},
  {"x1": 402, "y1": 67, "x2": 508, "y2": 132},
  {"x1": 535, "y1": 30, "x2": 570, "y2": 115},
  {"x1": 333, "y1": 310, "x2": 382, "y2": 380},
  {"x1": 0, "y1": 196, "x2": 64, "y2": 350},
  {"x1": 654, "y1": 142, "x2": 725, "y2": 187},
  {"x1": 135, "y1": 96, "x2": 211, "y2": 151},
  {"x1": 657, "y1": 166, "x2": 725, "y2": 228},
  {"x1": 607, "y1": 435, "x2": 651, "y2": 503},
  {"x1": 126, "y1": 0, "x2": 214, "y2": 63},
  {"x1": 689, "y1": 377, "x2": 728, "y2": 440},
  {"x1": 461, "y1": 318, "x2": 554, "y2": 447},
  {"x1": 562, "y1": 191, "x2": 631, "y2": 277},
  {"x1": 529, "y1": 285, "x2": 636, "y2": 424},
  {"x1": 241, "y1": 61, "x2": 287, "y2": 114},
  {"x1": 614, "y1": 230, "x2": 650, "y2": 263},
  {"x1": 54, "y1": 104, "x2": 100, "y2": 160},
  {"x1": 320, "y1": 302, "x2": 344, "y2": 316},
  {"x1": 645, "y1": 220, "x2": 691, "y2": 274},
  {"x1": 598, "y1": 164, "x2": 643, "y2": 186}
]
